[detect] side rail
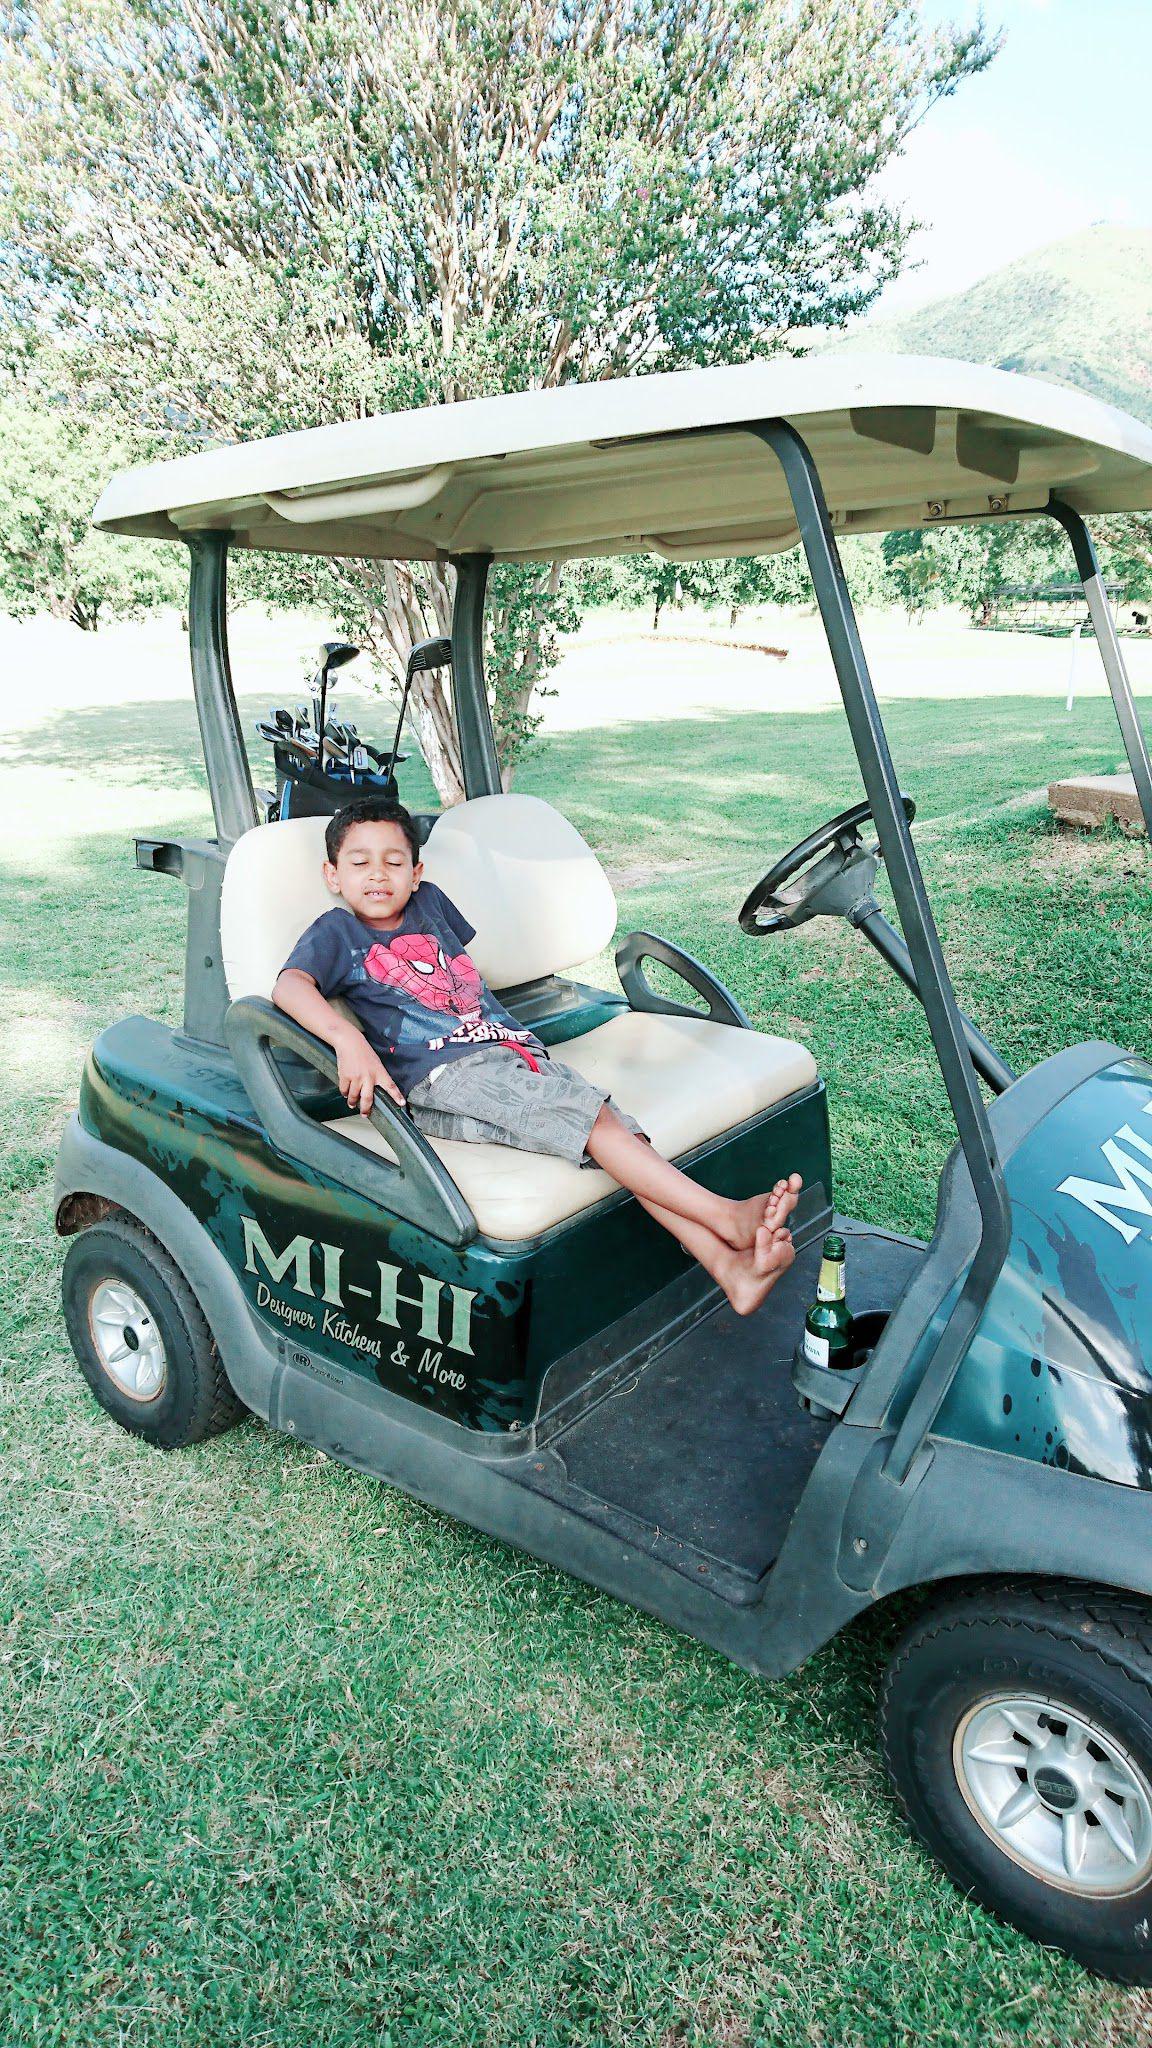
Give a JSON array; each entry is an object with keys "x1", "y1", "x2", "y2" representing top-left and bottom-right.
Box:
[
  {"x1": 225, "y1": 996, "x2": 478, "y2": 1247},
  {"x1": 615, "y1": 931, "x2": 750, "y2": 1028}
]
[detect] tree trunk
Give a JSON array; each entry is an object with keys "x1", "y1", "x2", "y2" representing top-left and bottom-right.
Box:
[{"x1": 355, "y1": 559, "x2": 467, "y2": 807}]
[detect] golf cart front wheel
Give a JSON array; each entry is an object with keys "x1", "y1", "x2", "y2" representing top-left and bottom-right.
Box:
[
  {"x1": 62, "y1": 1215, "x2": 246, "y2": 1448},
  {"x1": 880, "y1": 1581, "x2": 1152, "y2": 1982}
]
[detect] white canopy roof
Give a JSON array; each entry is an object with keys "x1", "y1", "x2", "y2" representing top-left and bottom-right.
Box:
[{"x1": 92, "y1": 354, "x2": 1152, "y2": 565}]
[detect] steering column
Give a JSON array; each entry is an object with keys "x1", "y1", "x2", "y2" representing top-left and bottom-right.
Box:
[{"x1": 739, "y1": 799, "x2": 1017, "y2": 1098}]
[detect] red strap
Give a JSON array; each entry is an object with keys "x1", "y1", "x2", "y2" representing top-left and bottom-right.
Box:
[{"x1": 503, "y1": 1041, "x2": 541, "y2": 1072}]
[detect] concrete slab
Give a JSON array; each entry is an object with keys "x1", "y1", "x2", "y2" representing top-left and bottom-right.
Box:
[{"x1": 1048, "y1": 771, "x2": 1147, "y2": 834}]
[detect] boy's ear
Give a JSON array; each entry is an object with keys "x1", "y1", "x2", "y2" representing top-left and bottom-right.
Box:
[
  {"x1": 322, "y1": 860, "x2": 340, "y2": 895},
  {"x1": 412, "y1": 858, "x2": 424, "y2": 887}
]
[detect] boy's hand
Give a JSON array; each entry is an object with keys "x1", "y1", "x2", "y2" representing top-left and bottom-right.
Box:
[{"x1": 332, "y1": 1025, "x2": 406, "y2": 1116}]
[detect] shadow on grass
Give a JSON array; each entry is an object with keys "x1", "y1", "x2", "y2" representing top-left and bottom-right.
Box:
[
  {"x1": 3, "y1": 686, "x2": 1143, "y2": 826},
  {"x1": 0, "y1": 689, "x2": 440, "y2": 810}
]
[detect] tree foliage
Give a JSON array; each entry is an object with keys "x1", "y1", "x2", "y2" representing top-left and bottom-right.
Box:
[
  {"x1": 1102, "y1": 515, "x2": 1152, "y2": 604},
  {"x1": 0, "y1": 0, "x2": 993, "y2": 796},
  {"x1": 0, "y1": 386, "x2": 184, "y2": 628},
  {"x1": 882, "y1": 521, "x2": 1071, "y2": 624}
]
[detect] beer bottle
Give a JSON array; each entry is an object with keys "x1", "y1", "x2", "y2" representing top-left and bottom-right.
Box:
[{"x1": 802, "y1": 1233, "x2": 855, "y2": 1369}]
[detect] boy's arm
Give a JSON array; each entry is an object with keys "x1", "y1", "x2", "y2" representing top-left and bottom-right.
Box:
[{"x1": 272, "y1": 969, "x2": 406, "y2": 1115}]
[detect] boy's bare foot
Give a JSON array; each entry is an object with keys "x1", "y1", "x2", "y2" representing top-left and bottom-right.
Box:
[
  {"x1": 718, "y1": 1221, "x2": 797, "y2": 1317},
  {"x1": 722, "y1": 1172, "x2": 803, "y2": 1251},
  {"x1": 766, "y1": 1172, "x2": 803, "y2": 1229}
]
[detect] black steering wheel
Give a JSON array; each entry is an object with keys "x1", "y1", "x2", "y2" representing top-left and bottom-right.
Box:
[{"x1": 738, "y1": 794, "x2": 916, "y2": 935}]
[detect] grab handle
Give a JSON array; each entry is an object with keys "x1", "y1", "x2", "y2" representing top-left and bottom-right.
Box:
[
  {"x1": 225, "y1": 996, "x2": 477, "y2": 1246},
  {"x1": 616, "y1": 931, "x2": 750, "y2": 1029}
]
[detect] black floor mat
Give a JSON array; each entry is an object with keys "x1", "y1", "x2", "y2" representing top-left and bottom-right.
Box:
[{"x1": 515, "y1": 1228, "x2": 923, "y2": 1601}]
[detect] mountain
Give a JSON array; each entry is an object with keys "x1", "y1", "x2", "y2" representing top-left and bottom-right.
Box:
[{"x1": 856, "y1": 225, "x2": 1152, "y2": 426}]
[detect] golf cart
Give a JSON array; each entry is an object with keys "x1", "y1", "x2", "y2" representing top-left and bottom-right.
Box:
[{"x1": 58, "y1": 356, "x2": 1152, "y2": 1979}]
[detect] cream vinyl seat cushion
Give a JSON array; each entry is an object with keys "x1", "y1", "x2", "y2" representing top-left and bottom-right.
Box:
[
  {"x1": 331, "y1": 1010, "x2": 817, "y2": 1240},
  {"x1": 220, "y1": 796, "x2": 817, "y2": 1241}
]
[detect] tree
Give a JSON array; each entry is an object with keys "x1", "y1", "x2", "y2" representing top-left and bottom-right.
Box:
[
  {"x1": 881, "y1": 532, "x2": 943, "y2": 623},
  {"x1": 1099, "y1": 515, "x2": 1152, "y2": 605},
  {"x1": 882, "y1": 521, "x2": 1069, "y2": 625},
  {"x1": 595, "y1": 553, "x2": 725, "y2": 630},
  {"x1": 713, "y1": 550, "x2": 811, "y2": 624},
  {"x1": 0, "y1": 0, "x2": 994, "y2": 798},
  {"x1": 0, "y1": 388, "x2": 184, "y2": 628}
]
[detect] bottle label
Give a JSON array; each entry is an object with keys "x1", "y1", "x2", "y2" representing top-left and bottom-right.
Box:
[
  {"x1": 816, "y1": 1258, "x2": 844, "y2": 1303},
  {"x1": 803, "y1": 1328, "x2": 830, "y2": 1368}
]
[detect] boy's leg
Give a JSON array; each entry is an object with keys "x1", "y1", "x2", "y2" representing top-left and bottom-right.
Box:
[
  {"x1": 584, "y1": 1104, "x2": 802, "y2": 1250},
  {"x1": 634, "y1": 1190, "x2": 798, "y2": 1317}
]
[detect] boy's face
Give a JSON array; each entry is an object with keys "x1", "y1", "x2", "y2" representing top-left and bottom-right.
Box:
[{"x1": 324, "y1": 820, "x2": 422, "y2": 928}]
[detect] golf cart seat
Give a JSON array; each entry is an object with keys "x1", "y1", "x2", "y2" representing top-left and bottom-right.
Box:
[{"x1": 220, "y1": 798, "x2": 817, "y2": 1239}]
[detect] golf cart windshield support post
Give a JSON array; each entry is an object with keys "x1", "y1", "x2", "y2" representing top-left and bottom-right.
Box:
[
  {"x1": 450, "y1": 554, "x2": 503, "y2": 797},
  {"x1": 754, "y1": 420, "x2": 1012, "y2": 1484},
  {"x1": 1049, "y1": 500, "x2": 1152, "y2": 840},
  {"x1": 186, "y1": 533, "x2": 259, "y2": 848}
]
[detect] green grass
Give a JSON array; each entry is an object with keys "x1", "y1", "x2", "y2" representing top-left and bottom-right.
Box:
[{"x1": 3, "y1": 678, "x2": 1152, "y2": 2045}]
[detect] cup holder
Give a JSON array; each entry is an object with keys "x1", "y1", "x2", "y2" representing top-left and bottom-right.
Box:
[
  {"x1": 843, "y1": 1308, "x2": 889, "y2": 1371},
  {"x1": 792, "y1": 1308, "x2": 890, "y2": 1418}
]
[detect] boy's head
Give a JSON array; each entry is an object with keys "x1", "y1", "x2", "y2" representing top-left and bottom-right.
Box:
[{"x1": 323, "y1": 798, "x2": 423, "y2": 925}]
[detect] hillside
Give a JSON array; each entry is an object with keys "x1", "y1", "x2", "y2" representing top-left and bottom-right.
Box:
[{"x1": 858, "y1": 224, "x2": 1152, "y2": 425}]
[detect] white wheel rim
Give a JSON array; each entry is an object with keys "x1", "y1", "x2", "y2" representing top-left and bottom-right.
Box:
[
  {"x1": 955, "y1": 1691, "x2": 1152, "y2": 1897},
  {"x1": 88, "y1": 1279, "x2": 168, "y2": 1404}
]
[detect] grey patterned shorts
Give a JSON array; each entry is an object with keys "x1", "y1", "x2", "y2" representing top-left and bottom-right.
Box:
[{"x1": 407, "y1": 1045, "x2": 646, "y2": 1167}]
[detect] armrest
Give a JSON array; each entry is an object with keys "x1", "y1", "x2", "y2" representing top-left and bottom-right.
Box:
[
  {"x1": 615, "y1": 931, "x2": 751, "y2": 1029},
  {"x1": 224, "y1": 996, "x2": 477, "y2": 1247}
]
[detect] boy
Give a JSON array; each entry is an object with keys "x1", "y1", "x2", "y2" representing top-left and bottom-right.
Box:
[{"x1": 273, "y1": 798, "x2": 802, "y2": 1316}]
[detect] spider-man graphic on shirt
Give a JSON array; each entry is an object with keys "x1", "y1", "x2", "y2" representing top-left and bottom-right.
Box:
[
  {"x1": 281, "y1": 882, "x2": 543, "y2": 1096},
  {"x1": 363, "y1": 932, "x2": 483, "y2": 1023},
  {"x1": 362, "y1": 932, "x2": 535, "y2": 1056}
]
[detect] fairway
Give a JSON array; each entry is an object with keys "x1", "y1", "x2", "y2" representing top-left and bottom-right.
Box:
[{"x1": 3, "y1": 616, "x2": 1152, "y2": 2045}]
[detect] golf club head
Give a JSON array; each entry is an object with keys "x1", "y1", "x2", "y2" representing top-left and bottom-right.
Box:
[
  {"x1": 405, "y1": 636, "x2": 452, "y2": 679},
  {"x1": 319, "y1": 640, "x2": 361, "y2": 677}
]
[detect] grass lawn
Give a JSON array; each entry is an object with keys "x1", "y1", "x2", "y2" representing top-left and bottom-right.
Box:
[{"x1": 2, "y1": 660, "x2": 1152, "y2": 2045}]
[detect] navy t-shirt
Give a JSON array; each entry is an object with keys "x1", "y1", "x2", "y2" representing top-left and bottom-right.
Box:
[{"x1": 281, "y1": 881, "x2": 544, "y2": 1097}]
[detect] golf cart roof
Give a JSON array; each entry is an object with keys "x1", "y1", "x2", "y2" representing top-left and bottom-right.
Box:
[{"x1": 92, "y1": 354, "x2": 1152, "y2": 565}]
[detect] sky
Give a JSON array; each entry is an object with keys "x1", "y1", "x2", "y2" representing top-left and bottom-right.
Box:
[{"x1": 871, "y1": 0, "x2": 1152, "y2": 315}]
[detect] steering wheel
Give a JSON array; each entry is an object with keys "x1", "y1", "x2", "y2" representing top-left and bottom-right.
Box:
[{"x1": 738, "y1": 795, "x2": 916, "y2": 935}]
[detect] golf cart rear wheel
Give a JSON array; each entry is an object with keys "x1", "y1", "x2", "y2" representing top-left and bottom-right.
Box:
[
  {"x1": 880, "y1": 1581, "x2": 1152, "y2": 1982},
  {"x1": 63, "y1": 1216, "x2": 245, "y2": 1448}
]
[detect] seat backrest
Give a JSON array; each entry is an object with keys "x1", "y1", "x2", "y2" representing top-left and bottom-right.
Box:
[
  {"x1": 422, "y1": 793, "x2": 616, "y2": 988},
  {"x1": 219, "y1": 794, "x2": 617, "y2": 1000}
]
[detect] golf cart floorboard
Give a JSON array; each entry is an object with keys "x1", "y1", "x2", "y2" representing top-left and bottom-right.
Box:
[{"x1": 517, "y1": 1227, "x2": 923, "y2": 1606}]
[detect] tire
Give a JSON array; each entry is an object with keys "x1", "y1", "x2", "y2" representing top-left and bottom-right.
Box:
[
  {"x1": 880, "y1": 1580, "x2": 1152, "y2": 1982},
  {"x1": 62, "y1": 1215, "x2": 246, "y2": 1448}
]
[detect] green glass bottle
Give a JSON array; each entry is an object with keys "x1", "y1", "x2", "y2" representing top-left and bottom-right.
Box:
[{"x1": 802, "y1": 1233, "x2": 855, "y2": 1369}]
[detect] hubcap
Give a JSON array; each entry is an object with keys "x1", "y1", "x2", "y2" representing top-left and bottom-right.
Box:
[
  {"x1": 88, "y1": 1280, "x2": 167, "y2": 1403},
  {"x1": 955, "y1": 1693, "x2": 1152, "y2": 1896}
]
